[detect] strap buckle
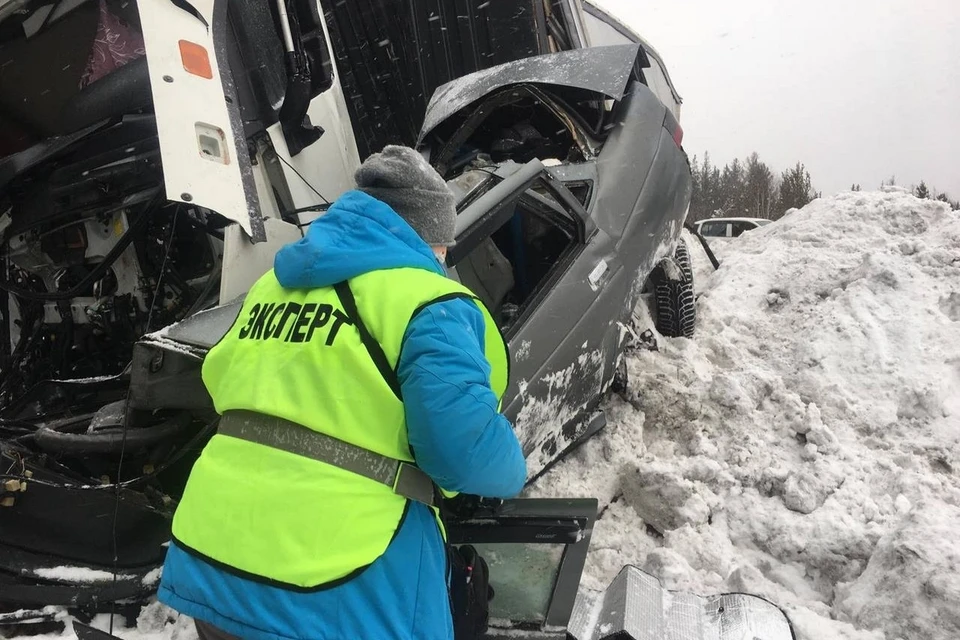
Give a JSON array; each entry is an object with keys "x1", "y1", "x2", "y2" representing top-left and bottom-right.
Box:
[{"x1": 394, "y1": 462, "x2": 437, "y2": 507}]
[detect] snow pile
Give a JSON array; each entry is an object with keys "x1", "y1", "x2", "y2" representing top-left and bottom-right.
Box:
[
  {"x1": 9, "y1": 189, "x2": 958, "y2": 640},
  {"x1": 530, "y1": 188, "x2": 960, "y2": 640}
]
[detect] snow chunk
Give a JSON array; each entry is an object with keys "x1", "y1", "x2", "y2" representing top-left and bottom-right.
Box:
[
  {"x1": 708, "y1": 373, "x2": 752, "y2": 411},
  {"x1": 620, "y1": 463, "x2": 712, "y2": 533},
  {"x1": 940, "y1": 291, "x2": 960, "y2": 321},
  {"x1": 642, "y1": 548, "x2": 695, "y2": 591},
  {"x1": 142, "y1": 567, "x2": 163, "y2": 587},
  {"x1": 782, "y1": 471, "x2": 830, "y2": 514}
]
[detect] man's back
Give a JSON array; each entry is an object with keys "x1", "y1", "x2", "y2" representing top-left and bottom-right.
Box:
[{"x1": 158, "y1": 157, "x2": 527, "y2": 640}]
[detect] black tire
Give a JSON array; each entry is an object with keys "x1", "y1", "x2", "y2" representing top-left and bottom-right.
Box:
[{"x1": 654, "y1": 238, "x2": 696, "y2": 338}]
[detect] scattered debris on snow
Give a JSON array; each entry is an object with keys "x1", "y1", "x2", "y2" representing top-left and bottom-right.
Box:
[
  {"x1": 9, "y1": 603, "x2": 197, "y2": 640},
  {"x1": 530, "y1": 189, "x2": 960, "y2": 640}
]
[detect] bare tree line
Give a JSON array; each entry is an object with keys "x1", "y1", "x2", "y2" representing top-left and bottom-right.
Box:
[
  {"x1": 689, "y1": 152, "x2": 819, "y2": 223},
  {"x1": 691, "y1": 154, "x2": 960, "y2": 224}
]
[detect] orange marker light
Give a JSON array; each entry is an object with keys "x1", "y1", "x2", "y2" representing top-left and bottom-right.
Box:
[{"x1": 179, "y1": 40, "x2": 213, "y2": 79}]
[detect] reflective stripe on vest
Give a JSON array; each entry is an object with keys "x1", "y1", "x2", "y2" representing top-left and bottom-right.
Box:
[
  {"x1": 216, "y1": 409, "x2": 439, "y2": 506},
  {"x1": 170, "y1": 266, "x2": 509, "y2": 589}
]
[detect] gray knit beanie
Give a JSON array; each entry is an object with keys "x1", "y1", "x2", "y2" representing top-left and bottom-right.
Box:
[{"x1": 355, "y1": 145, "x2": 457, "y2": 246}]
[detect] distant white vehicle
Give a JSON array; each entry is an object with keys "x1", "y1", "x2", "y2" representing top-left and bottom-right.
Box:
[{"x1": 694, "y1": 217, "x2": 773, "y2": 238}]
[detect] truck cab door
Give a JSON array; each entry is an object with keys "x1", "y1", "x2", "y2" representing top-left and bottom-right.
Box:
[{"x1": 136, "y1": 0, "x2": 264, "y2": 241}]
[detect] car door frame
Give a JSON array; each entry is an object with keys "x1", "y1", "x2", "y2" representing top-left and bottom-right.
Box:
[
  {"x1": 447, "y1": 159, "x2": 597, "y2": 340},
  {"x1": 445, "y1": 159, "x2": 618, "y2": 479}
]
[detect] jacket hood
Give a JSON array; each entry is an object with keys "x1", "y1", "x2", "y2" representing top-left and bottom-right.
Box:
[{"x1": 274, "y1": 190, "x2": 445, "y2": 288}]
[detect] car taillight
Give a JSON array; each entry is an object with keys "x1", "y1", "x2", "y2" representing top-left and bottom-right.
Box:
[{"x1": 663, "y1": 110, "x2": 684, "y2": 149}]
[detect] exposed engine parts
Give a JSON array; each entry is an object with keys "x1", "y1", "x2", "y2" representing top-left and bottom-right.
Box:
[{"x1": 0, "y1": 118, "x2": 223, "y2": 417}]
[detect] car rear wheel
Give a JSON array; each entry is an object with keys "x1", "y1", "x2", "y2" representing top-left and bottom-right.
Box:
[{"x1": 653, "y1": 238, "x2": 696, "y2": 338}]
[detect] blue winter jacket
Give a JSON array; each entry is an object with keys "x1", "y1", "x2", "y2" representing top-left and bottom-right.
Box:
[{"x1": 158, "y1": 190, "x2": 528, "y2": 640}]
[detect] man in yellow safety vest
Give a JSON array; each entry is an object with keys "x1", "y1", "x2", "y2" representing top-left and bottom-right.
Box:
[{"x1": 157, "y1": 145, "x2": 527, "y2": 640}]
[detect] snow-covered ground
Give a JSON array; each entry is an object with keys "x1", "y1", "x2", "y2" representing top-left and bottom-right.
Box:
[
  {"x1": 11, "y1": 188, "x2": 960, "y2": 640},
  {"x1": 530, "y1": 187, "x2": 960, "y2": 640}
]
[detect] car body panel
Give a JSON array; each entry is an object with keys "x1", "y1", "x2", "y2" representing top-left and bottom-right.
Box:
[
  {"x1": 593, "y1": 85, "x2": 682, "y2": 242},
  {"x1": 503, "y1": 114, "x2": 690, "y2": 479},
  {"x1": 264, "y1": 7, "x2": 363, "y2": 213},
  {"x1": 442, "y1": 158, "x2": 619, "y2": 480},
  {"x1": 694, "y1": 217, "x2": 771, "y2": 238},
  {"x1": 580, "y1": 0, "x2": 683, "y2": 119},
  {"x1": 219, "y1": 218, "x2": 303, "y2": 303}
]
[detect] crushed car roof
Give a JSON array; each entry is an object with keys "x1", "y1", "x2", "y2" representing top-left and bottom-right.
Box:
[{"x1": 418, "y1": 43, "x2": 641, "y2": 143}]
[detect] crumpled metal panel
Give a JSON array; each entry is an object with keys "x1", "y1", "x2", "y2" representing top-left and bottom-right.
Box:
[
  {"x1": 419, "y1": 43, "x2": 641, "y2": 142},
  {"x1": 568, "y1": 566, "x2": 795, "y2": 640}
]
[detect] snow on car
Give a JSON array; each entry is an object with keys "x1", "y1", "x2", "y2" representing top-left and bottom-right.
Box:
[{"x1": 530, "y1": 186, "x2": 960, "y2": 640}]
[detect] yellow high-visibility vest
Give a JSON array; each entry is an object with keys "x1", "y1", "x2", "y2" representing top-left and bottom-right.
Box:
[{"x1": 170, "y1": 267, "x2": 508, "y2": 588}]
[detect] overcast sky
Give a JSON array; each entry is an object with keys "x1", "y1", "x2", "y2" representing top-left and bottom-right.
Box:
[{"x1": 594, "y1": 0, "x2": 960, "y2": 198}]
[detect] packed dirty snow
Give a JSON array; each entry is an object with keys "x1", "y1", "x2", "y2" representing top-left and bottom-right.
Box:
[
  {"x1": 529, "y1": 187, "x2": 960, "y2": 640},
  {"x1": 10, "y1": 189, "x2": 960, "y2": 640}
]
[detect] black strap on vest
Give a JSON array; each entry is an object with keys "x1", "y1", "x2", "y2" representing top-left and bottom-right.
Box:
[{"x1": 333, "y1": 280, "x2": 403, "y2": 400}]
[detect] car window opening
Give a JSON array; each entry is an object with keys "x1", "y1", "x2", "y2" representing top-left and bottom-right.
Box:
[
  {"x1": 563, "y1": 181, "x2": 594, "y2": 208},
  {"x1": 698, "y1": 221, "x2": 727, "y2": 237},
  {"x1": 455, "y1": 181, "x2": 580, "y2": 333},
  {"x1": 730, "y1": 220, "x2": 754, "y2": 236}
]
